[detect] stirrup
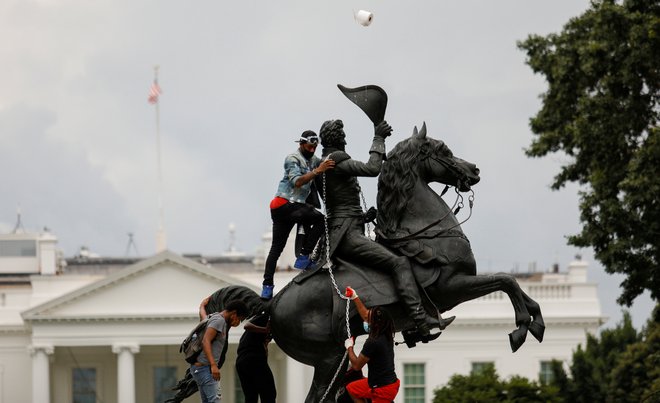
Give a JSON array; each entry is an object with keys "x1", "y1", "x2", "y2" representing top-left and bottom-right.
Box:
[{"x1": 401, "y1": 328, "x2": 442, "y2": 348}]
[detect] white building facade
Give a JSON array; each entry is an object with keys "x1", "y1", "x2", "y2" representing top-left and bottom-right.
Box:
[{"x1": 0, "y1": 231, "x2": 604, "y2": 403}]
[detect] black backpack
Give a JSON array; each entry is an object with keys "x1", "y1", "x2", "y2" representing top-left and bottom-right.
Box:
[{"x1": 180, "y1": 313, "x2": 217, "y2": 364}]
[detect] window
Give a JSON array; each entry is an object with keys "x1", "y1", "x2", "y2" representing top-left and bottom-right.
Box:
[
  {"x1": 72, "y1": 368, "x2": 96, "y2": 403},
  {"x1": 0, "y1": 240, "x2": 36, "y2": 257},
  {"x1": 471, "y1": 361, "x2": 494, "y2": 375},
  {"x1": 539, "y1": 361, "x2": 555, "y2": 384},
  {"x1": 403, "y1": 363, "x2": 425, "y2": 403},
  {"x1": 234, "y1": 369, "x2": 245, "y2": 403},
  {"x1": 154, "y1": 366, "x2": 177, "y2": 403}
]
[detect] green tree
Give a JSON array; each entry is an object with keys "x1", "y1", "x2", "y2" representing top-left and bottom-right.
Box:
[
  {"x1": 433, "y1": 364, "x2": 561, "y2": 403},
  {"x1": 548, "y1": 359, "x2": 571, "y2": 398},
  {"x1": 518, "y1": 0, "x2": 660, "y2": 306},
  {"x1": 609, "y1": 305, "x2": 660, "y2": 402},
  {"x1": 507, "y1": 375, "x2": 562, "y2": 403},
  {"x1": 548, "y1": 311, "x2": 643, "y2": 402},
  {"x1": 433, "y1": 364, "x2": 503, "y2": 403},
  {"x1": 431, "y1": 312, "x2": 657, "y2": 403}
]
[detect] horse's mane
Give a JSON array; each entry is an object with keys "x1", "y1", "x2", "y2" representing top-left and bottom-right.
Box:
[{"x1": 377, "y1": 135, "x2": 453, "y2": 235}]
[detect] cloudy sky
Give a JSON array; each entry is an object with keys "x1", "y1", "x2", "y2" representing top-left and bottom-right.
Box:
[{"x1": 0, "y1": 0, "x2": 653, "y2": 328}]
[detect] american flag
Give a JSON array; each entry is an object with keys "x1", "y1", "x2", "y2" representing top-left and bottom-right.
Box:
[{"x1": 148, "y1": 80, "x2": 162, "y2": 104}]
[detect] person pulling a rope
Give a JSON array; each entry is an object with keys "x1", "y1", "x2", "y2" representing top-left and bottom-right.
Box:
[{"x1": 344, "y1": 286, "x2": 400, "y2": 403}]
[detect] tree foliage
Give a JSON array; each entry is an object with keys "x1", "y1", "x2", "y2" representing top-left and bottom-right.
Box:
[
  {"x1": 518, "y1": 0, "x2": 660, "y2": 306},
  {"x1": 432, "y1": 363, "x2": 561, "y2": 403},
  {"x1": 548, "y1": 309, "x2": 660, "y2": 402},
  {"x1": 432, "y1": 309, "x2": 659, "y2": 403},
  {"x1": 559, "y1": 311, "x2": 641, "y2": 402},
  {"x1": 609, "y1": 306, "x2": 660, "y2": 402}
]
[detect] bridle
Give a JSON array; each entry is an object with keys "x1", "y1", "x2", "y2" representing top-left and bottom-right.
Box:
[
  {"x1": 378, "y1": 151, "x2": 476, "y2": 245},
  {"x1": 427, "y1": 152, "x2": 472, "y2": 193}
]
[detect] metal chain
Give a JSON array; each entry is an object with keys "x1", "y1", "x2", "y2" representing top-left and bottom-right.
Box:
[
  {"x1": 321, "y1": 171, "x2": 352, "y2": 335},
  {"x1": 357, "y1": 182, "x2": 373, "y2": 240},
  {"x1": 317, "y1": 170, "x2": 352, "y2": 402},
  {"x1": 319, "y1": 349, "x2": 348, "y2": 402},
  {"x1": 322, "y1": 170, "x2": 332, "y2": 269}
]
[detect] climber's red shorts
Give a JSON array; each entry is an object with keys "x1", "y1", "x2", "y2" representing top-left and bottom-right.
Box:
[{"x1": 346, "y1": 378, "x2": 400, "y2": 403}]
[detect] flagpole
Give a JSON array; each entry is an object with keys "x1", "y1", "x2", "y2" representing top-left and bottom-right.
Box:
[{"x1": 153, "y1": 65, "x2": 167, "y2": 252}]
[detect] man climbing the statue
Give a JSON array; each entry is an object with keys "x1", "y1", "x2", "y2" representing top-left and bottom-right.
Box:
[
  {"x1": 261, "y1": 130, "x2": 335, "y2": 300},
  {"x1": 319, "y1": 119, "x2": 451, "y2": 340}
]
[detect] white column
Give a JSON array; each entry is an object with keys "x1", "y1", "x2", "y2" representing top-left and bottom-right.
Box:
[
  {"x1": 29, "y1": 344, "x2": 54, "y2": 403},
  {"x1": 286, "y1": 356, "x2": 308, "y2": 403},
  {"x1": 112, "y1": 343, "x2": 140, "y2": 403}
]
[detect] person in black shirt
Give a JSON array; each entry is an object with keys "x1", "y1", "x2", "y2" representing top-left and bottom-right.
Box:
[
  {"x1": 235, "y1": 312, "x2": 276, "y2": 403},
  {"x1": 344, "y1": 290, "x2": 400, "y2": 403}
]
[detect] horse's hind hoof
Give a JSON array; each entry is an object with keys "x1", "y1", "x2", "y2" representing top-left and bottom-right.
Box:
[
  {"x1": 509, "y1": 327, "x2": 528, "y2": 353},
  {"x1": 529, "y1": 321, "x2": 545, "y2": 343}
]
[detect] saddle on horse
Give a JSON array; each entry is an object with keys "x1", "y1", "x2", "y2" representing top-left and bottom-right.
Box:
[{"x1": 292, "y1": 254, "x2": 452, "y2": 347}]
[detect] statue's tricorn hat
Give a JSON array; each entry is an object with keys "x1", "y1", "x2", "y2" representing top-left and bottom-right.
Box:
[{"x1": 337, "y1": 84, "x2": 388, "y2": 125}]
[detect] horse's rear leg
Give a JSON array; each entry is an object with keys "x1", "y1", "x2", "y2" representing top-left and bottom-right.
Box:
[
  {"x1": 493, "y1": 273, "x2": 535, "y2": 352},
  {"x1": 440, "y1": 273, "x2": 531, "y2": 352},
  {"x1": 521, "y1": 290, "x2": 545, "y2": 342},
  {"x1": 306, "y1": 349, "x2": 349, "y2": 403}
]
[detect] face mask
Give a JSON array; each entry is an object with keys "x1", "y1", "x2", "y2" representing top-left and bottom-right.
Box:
[{"x1": 363, "y1": 321, "x2": 370, "y2": 333}]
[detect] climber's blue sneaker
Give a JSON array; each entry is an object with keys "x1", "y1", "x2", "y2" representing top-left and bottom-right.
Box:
[
  {"x1": 293, "y1": 254, "x2": 314, "y2": 270},
  {"x1": 261, "y1": 285, "x2": 274, "y2": 300}
]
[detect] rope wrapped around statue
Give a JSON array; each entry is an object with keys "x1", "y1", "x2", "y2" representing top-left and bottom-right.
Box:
[{"x1": 169, "y1": 85, "x2": 545, "y2": 403}]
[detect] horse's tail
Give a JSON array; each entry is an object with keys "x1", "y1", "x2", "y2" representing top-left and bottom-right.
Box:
[{"x1": 206, "y1": 285, "x2": 269, "y2": 317}]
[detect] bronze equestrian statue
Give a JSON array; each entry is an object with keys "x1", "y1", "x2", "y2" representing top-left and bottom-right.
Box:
[
  {"x1": 170, "y1": 85, "x2": 544, "y2": 403},
  {"x1": 316, "y1": 117, "x2": 454, "y2": 341}
]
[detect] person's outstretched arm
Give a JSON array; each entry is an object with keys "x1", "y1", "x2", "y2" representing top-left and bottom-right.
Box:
[
  {"x1": 346, "y1": 286, "x2": 369, "y2": 322},
  {"x1": 332, "y1": 121, "x2": 393, "y2": 177}
]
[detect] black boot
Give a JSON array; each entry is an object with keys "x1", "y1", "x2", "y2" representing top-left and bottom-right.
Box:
[
  {"x1": 423, "y1": 313, "x2": 456, "y2": 332},
  {"x1": 391, "y1": 259, "x2": 429, "y2": 336},
  {"x1": 438, "y1": 315, "x2": 456, "y2": 330}
]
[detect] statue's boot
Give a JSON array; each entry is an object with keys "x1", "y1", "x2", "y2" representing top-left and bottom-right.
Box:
[
  {"x1": 391, "y1": 258, "x2": 431, "y2": 337},
  {"x1": 392, "y1": 257, "x2": 455, "y2": 339},
  {"x1": 426, "y1": 314, "x2": 456, "y2": 331}
]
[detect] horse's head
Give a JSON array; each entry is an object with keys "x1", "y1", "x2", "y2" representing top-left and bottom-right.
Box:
[
  {"x1": 378, "y1": 123, "x2": 480, "y2": 234},
  {"x1": 410, "y1": 122, "x2": 480, "y2": 191}
]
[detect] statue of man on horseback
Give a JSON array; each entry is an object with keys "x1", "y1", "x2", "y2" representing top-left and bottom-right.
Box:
[
  {"x1": 318, "y1": 113, "x2": 455, "y2": 342},
  {"x1": 172, "y1": 84, "x2": 545, "y2": 403}
]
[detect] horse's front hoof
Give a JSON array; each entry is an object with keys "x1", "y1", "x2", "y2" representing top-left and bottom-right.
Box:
[
  {"x1": 529, "y1": 321, "x2": 545, "y2": 343},
  {"x1": 509, "y1": 326, "x2": 528, "y2": 353}
]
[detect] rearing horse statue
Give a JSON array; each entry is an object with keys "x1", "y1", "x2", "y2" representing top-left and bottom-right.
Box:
[
  {"x1": 179, "y1": 125, "x2": 546, "y2": 403},
  {"x1": 262, "y1": 122, "x2": 545, "y2": 402},
  {"x1": 170, "y1": 88, "x2": 546, "y2": 402}
]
